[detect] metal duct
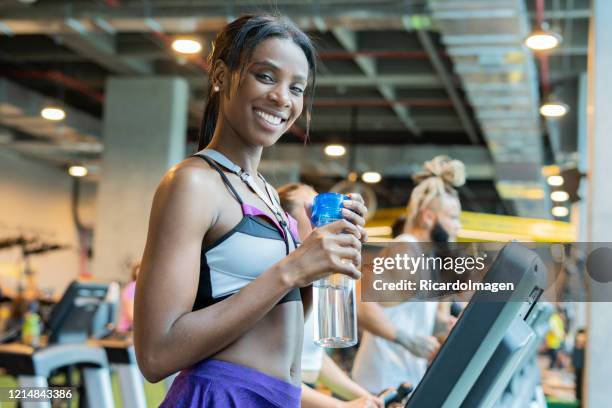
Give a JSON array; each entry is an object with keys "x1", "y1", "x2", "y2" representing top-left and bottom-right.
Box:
[{"x1": 429, "y1": 0, "x2": 549, "y2": 217}]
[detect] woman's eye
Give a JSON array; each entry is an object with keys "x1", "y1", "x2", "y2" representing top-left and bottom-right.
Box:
[
  {"x1": 291, "y1": 87, "x2": 305, "y2": 95},
  {"x1": 257, "y1": 73, "x2": 274, "y2": 82}
]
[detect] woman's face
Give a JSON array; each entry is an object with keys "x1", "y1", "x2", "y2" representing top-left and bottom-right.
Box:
[{"x1": 220, "y1": 37, "x2": 309, "y2": 147}]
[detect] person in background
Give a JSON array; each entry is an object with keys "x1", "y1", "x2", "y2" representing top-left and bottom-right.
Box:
[
  {"x1": 391, "y1": 216, "x2": 406, "y2": 239},
  {"x1": 572, "y1": 328, "x2": 586, "y2": 405},
  {"x1": 546, "y1": 307, "x2": 566, "y2": 369},
  {"x1": 278, "y1": 183, "x2": 383, "y2": 408},
  {"x1": 117, "y1": 261, "x2": 140, "y2": 333},
  {"x1": 352, "y1": 155, "x2": 465, "y2": 393}
]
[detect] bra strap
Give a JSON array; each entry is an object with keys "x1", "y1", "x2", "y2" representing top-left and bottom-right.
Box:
[
  {"x1": 193, "y1": 154, "x2": 244, "y2": 205},
  {"x1": 197, "y1": 148, "x2": 296, "y2": 251}
]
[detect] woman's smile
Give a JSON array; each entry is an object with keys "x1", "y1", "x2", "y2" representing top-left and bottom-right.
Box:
[{"x1": 253, "y1": 107, "x2": 288, "y2": 131}]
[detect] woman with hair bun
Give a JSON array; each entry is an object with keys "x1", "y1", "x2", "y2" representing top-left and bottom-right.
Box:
[
  {"x1": 352, "y1": 155, "x2": 465, "y2": 393},
  {"x1": 134, "y1": 15, "x2": 368, "y2": 407}
]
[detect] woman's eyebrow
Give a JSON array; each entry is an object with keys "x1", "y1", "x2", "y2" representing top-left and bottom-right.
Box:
[{"x1": 252, "y1": 60, "x2": 307, "y2": 82}]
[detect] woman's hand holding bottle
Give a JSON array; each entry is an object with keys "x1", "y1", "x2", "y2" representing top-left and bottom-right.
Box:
[{"x1": 278, "y1": 194, "x2": 368, "y2": 289}]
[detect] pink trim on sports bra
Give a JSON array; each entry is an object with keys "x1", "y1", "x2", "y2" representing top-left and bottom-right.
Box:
[{"x1": 240, "y1": 203, "x2": 300, "y2": 243}]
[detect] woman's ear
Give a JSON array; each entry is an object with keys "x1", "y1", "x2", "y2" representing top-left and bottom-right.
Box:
[{"x1": 211, "y1": 60, "x2": 229, "y2": 92}]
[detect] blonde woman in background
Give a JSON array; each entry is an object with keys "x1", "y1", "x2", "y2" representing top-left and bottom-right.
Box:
[
  {"x1": 352, "y1": 155, "x2": 465, "y2": 393},
  {"x1": 278, "y1": 183, "x2": 383, "y2": 408}
]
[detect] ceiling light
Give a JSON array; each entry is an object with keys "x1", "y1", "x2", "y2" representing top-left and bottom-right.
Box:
[
  {"x1": 68, "y1": 165, "x2": 88, "y2": 177},
  {"x1": 547, "y1": 175, "x2": 564, "y2": 186},
  {"x1": 324, "y1": 144, "x2": 346, "y2": 157},
  {"x1": 551, "y1": 191, "x2": 569, "y2": 202},
  {"x1": 540, "y1": 101, "x2": 569, "y2": 118},
  {"x1": 525, "y1": 23, "x2": 562, "y2": 51},
  {"x1": 171, "y1": 39, "x2": 202, "y2": 55},
  {"x1": 41, "y1": 106, "x2": 66, "y2": 121},
  {"x1": 361, "y1": 172, "x2": 381, "y2": 184},
  {"x1": 551, "y1": 206, "x2": 569, "y2": 217}
]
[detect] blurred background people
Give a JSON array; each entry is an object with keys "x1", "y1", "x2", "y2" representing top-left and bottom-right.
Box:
[
  {"x1": 278, "y1": 183, "x2": 383, "y2": 408},
  {"x1": 352, "y1": 155, "x2": 465, "y2": 393},
  {"x1": 117, "y1": 260, "x2": 140, "y2": 333},
  {"x1": 546, "y1": 306, "x2": 567, "y2": 370}
]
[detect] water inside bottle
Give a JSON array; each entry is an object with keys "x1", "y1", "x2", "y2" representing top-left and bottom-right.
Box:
[{"x1": 313, "y1": 275, "x2": 357, "y2": 348}]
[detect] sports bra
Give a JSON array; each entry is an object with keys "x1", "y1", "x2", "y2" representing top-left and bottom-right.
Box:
[{"x1": 191, "y1": 149, "x2": 302, "y2": 311}]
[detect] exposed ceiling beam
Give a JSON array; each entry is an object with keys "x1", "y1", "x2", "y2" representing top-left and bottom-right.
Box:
[
  {"x1": 53, "y1": 20, "x2": 153, "y2": 75},
  {"x1": 416, "y1": 29, "x2": 479, "y2": 144},
  {"x1": 528, "y1": 8, "x2": 591, "y2": 20},
  {"x1": 330, "y1": 26, "x2": 421, "y2": 136},
  {"x1": 0, "y1": 4, "x2": 429, "y2": 22},
  {"x1": 186, "y1": 73, "x2": 443, "y2": 89},
  {"x1": 262, "y1": 143, "x2": 495, "y2": 179}
]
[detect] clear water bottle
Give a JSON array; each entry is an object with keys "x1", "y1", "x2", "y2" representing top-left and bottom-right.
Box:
[{"x1": 311, "y1": 192, "x2": 358, "y2": 348}]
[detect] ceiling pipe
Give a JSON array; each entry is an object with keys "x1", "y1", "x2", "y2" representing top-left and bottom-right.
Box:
[
  {"x1": 536, "y1": 0, "x2": 551, "y2": 94},
  {"x1": 1, "y1": 70, "x2": 105, "y2": 103},
  {"x1": 313, "y1": 97, "x2": 454, "y2": 108},
  {"x1": 318, "y1": 50, "x2": 448, "y2": 60}
]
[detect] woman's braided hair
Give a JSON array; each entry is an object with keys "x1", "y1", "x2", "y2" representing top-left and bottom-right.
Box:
[{"x1": 406, "y1": 155, "x2": 466, "y2": 228}]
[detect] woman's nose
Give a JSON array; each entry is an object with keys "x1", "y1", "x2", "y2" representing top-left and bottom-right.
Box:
[{"x1": 268, "y1": 87, "x2": 291, "y2": 107}]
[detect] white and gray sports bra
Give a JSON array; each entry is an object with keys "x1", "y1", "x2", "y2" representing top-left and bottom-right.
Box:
[{"x1": 191, "y1": 150, "x2": 301, "y2": 311}]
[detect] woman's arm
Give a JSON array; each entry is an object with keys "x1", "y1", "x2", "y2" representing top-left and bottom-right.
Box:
[
  {"x1": 134, "y1": 164, "x2": 363, "y2": 383},
  {"x1": 301, "y1": 384, "x2": 343, "y2": 408},
  {"x1": 318, "y1": 353, "x2": 372, "y2": 400},
  {"x1": 301, "y1": 384, "x2": 383, "y2": 408},
  {"x1": 356, "y1": 279, "x2": 397, "y2": 342}
]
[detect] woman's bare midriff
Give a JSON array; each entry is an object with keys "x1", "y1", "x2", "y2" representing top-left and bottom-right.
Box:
[{"x1": 212, "y1": 300, "x2": 304, "y2": 385}]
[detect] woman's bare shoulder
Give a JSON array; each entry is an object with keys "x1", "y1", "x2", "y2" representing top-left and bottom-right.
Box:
[
  {"x1": 157, "y1": 156, "x2": 225, "y2": 197},
  {"x1": 149, "y1": 156, "x2": 227, "y2": 228}
]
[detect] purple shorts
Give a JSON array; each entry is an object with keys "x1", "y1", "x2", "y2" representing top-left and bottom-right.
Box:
[{"x1": 160, "y1": 359, "x2": 301, "y2": 408}]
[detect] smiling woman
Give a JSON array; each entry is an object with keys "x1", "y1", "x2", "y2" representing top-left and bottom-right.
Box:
[
  {"x1": 198, "y1": 15, "x2": 317, "y2": 150},
  {"x1": 133, "y1": 14, "x2": 369, "y2": 408}
]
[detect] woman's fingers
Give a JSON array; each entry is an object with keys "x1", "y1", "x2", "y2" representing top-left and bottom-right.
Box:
[
  {"x1": 333, "y1": 233, "x2": 361, "y2": 249},
  {"x1": 325, "y1": 219, "x2": 361, "y2": 239},
  {"x1": 341, "y1": 208, "x2": 365, "y2": 227},
  {"x1": 343, "y1": 198, "x2": 368, "y2": 218},
  {"x1": 331, "y1": 245, "x2": 361, "y2": 266}
]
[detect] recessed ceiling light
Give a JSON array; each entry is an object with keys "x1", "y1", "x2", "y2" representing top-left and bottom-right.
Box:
[
  {"x1": 540, "y1": 101, "x2": 569, "y2": 118},
  {"x1": 68, "y1": 165, "x2": 88, "y2": 177},
  {"x1": 551, "y1": 191, "x2": 569, "y2": 202},
  {"x1": 547, "y1": 175, "x2": 564, "y2": 186},
  {"x1": 361, "y1": 172, "x2": 381, "y2": 184},
  {"x1": 551, "y1": 206, "x2": 569, "y2": 217},
  {"x1": 41, "y1": 106, "x2": 66, "y2": 121},
  {"x1": 171, "y1": 39, "x2": 202, "y2": 55},
  {"x1": 324, "y1": 144, "x2": 346, "y2": 157}
]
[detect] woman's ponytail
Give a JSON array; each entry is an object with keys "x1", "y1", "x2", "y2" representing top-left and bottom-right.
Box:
[{"x1": 198, "y1": 86, "x2": 220, "y2": 150}]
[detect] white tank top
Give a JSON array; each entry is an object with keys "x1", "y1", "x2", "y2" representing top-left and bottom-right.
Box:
[{"x1": 351, "y1": 234, "x2": 438, "y2": 393}]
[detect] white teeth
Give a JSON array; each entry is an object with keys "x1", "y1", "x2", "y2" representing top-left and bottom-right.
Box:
[{"x1": 255, "y1": 109, "x2": 282, "y2": 125}]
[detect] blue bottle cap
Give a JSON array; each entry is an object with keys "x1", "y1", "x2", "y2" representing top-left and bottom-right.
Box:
[{"x1": 311, "y1": 192, "x2": 349, "y2": 227}]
